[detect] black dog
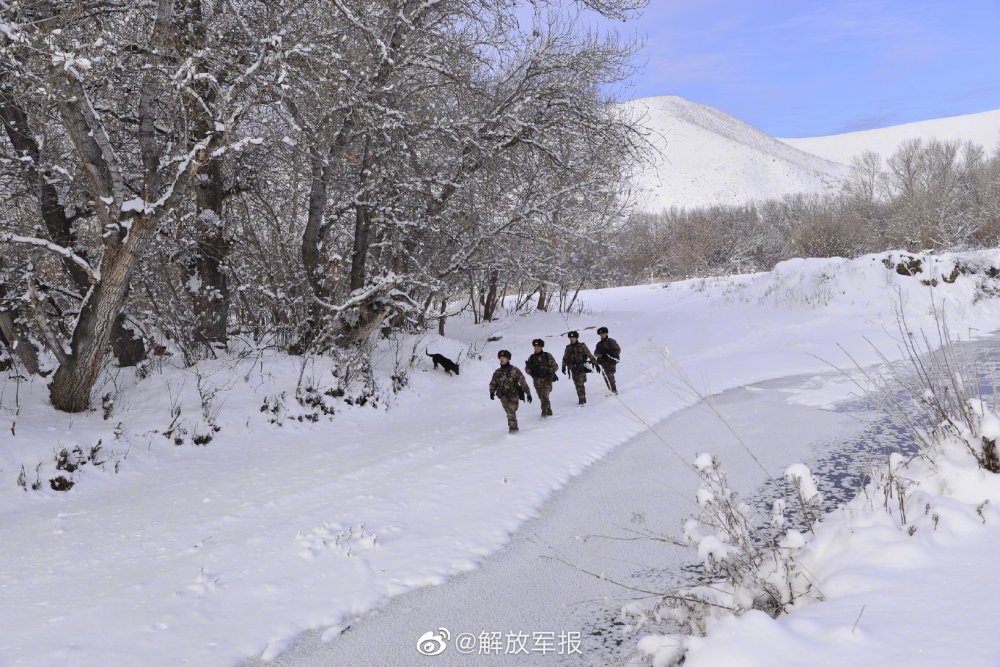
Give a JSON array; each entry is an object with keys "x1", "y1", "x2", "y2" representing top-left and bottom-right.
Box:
[{"x1": 426, "y1": 350, "x2": 460, "y2": 375}]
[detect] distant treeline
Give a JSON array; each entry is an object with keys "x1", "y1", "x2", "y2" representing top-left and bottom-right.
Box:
[{"x1": 608, "y1": 138, "x2": 1000, "y2": 283}]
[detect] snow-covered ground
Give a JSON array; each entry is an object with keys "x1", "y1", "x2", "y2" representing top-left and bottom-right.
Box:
[
  {"x1": 629, "y1": 95, "x2": 1000, "y2": 212},
  {"x1": 5, "y1": 250, "x2": 1000, "y2": 665}
]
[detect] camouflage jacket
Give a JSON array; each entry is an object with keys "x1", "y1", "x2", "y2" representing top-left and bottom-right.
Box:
[
  {"x1": 524, "y1": 351, "x2": 558, "y2": 380},
  {"x1": 562, "y1": 341, "x2": 598, "y2": 370},
  {"x1": 595, "y1": 337, "x2": 621, "y2": 367},
  {"x1": 489, "y1": 364, "x2": 531, "y2": 399}
]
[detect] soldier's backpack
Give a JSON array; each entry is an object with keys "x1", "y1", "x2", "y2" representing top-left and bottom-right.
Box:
[{"x1": 526, "y1": 353, "x2": 558, "y2": 381}]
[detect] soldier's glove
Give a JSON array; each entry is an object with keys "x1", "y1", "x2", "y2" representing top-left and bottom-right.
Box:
[
  {"x1": 490, "y1": 392, "x2": 495, "y2": 400},
  {"x1": 561, "y1": 366, "x2": 568, "y2": 376},
  {"x1": 526, "y1": 394, "x2": 533, "y2": 403}
]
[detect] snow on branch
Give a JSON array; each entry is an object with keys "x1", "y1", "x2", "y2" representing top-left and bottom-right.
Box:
[
  {"x1": 0, "y1": 233, "x2": 101, "y2": 283},
  {"x1": 328, "y1": 0, "x2": 391, "y2": 65},
  {"x1": 312, "y1": 274, "x2": 404, "y2": 314}
]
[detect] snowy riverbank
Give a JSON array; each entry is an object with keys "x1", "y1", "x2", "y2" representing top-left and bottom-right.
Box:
[{"x1": 650, "y1": 336, "x2": 1000, "y2": 666}]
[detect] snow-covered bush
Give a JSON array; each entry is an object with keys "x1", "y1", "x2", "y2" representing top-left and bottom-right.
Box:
[
  {"x1": 858, "y1": 308, "x2": 1000, "y2": 474},
  {"x1": 630, "y1": 453, "x2": 821, "y2": 666},
  {"x1": 15, "y1": 439, "x2": 122, "y2": 493}
]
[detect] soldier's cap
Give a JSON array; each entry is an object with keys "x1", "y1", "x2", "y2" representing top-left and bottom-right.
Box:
[
  {"x1": 532, "y1": 338, "x2": 544, "y2": 347},
  {"x1": 567, "y1": 331, "x2": 579, "y2": 338},
  {"x1": 597, "y1": 326, "x2": 609, "y2": 335},
  {"x1": 498, "y1": 349, "x2": 512, "y2": 359}
]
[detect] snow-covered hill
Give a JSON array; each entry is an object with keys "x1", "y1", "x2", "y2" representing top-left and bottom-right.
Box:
[
  {"x1": 628, "y1": 96, "x2": 849, "y2": 212},
  {"x1": 781, "y1": 108, "x2": 1000, "y2": 166},
  {"x1": 631, "y1": 96, "x2": 1000, "y2": 213}
]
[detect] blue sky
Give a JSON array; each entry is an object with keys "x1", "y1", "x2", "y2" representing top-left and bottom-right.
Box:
[{"x1": 601, "y1": 0, "x2": 1000, "y2": 137}]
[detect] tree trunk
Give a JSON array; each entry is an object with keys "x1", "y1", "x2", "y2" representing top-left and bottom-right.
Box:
[
  {"x1": 482, "y1": 269, "x2": 499, "y2": 322},
  {"x1": 174, "y1": 0, "x2": 229, "y2": 350},
  {"x1": 301, "y1": 148, "x2": 333, "y2": 301},
  {"x1": 468, "y1": 275, "x2": 479, "y2": 324},
  {"x1": 349, "y1": 138, "x2": 373, "y2": 293},
  {"x1": 1, "y1": 87, "x2": 146, "y2": 367},
  {"x1": 350, "y1": 202, "x2": 372, "y2": 292},
  {"x1": 293, "y1": 141, "x2": 336, "y2": 354},
  {"x1": 191, "y1": 159, "x2": 229, "y2": 346},
  {"x1": 564, "y1": 279, "x2": 584, "y2": 313},
  {"x1": 0, "y1": 309, "x2": 40, "y2": 375},
  {"x1": 49, "y1": 218, "x2": 154, "y2": 412}
]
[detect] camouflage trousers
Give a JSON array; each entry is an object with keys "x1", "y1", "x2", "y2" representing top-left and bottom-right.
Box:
[
  {"x1": 570, "y1": 369, "x2": 588, "y2": 403},
  {"x1": 499, "y1": 394, "x2": 520, "y2": 432},
  {"x1": 533, "y1": 378, "x2": 554, "y2": 416},
  {"x1": 599, "y1": 365, "x2": 617, "y2": 393}
]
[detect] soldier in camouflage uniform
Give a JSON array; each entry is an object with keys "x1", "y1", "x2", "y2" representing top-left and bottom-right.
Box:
[
  {"x1": 524, "y1": 338, "x2": 559, "y2": 417},
  {"x1": 594, "y1": 326, "x2": 621, "y2": 394},
  {"x1": 489, "y1": 349, "x2": 532, "y2": 433},
  {"x1": 561, "y1": 330, "x2": 599, "y2": 405}
]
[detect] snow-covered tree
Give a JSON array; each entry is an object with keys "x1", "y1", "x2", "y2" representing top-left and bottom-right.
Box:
[
  {"x1": 0, "y1": 0, "x2": 284, "y2": 410},
  {"x1": 1, "y1": 0, "x2": 647, "y2": 410}
]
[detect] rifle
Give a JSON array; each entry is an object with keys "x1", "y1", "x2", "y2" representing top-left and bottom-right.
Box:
[{"x1": 593, "y1": 362, "x2": 615, "y2": 392}]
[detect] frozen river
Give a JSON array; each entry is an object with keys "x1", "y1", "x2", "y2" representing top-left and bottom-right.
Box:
[{"x1": 246, "y1": 335, "x2": 1000, "y2": 667}]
